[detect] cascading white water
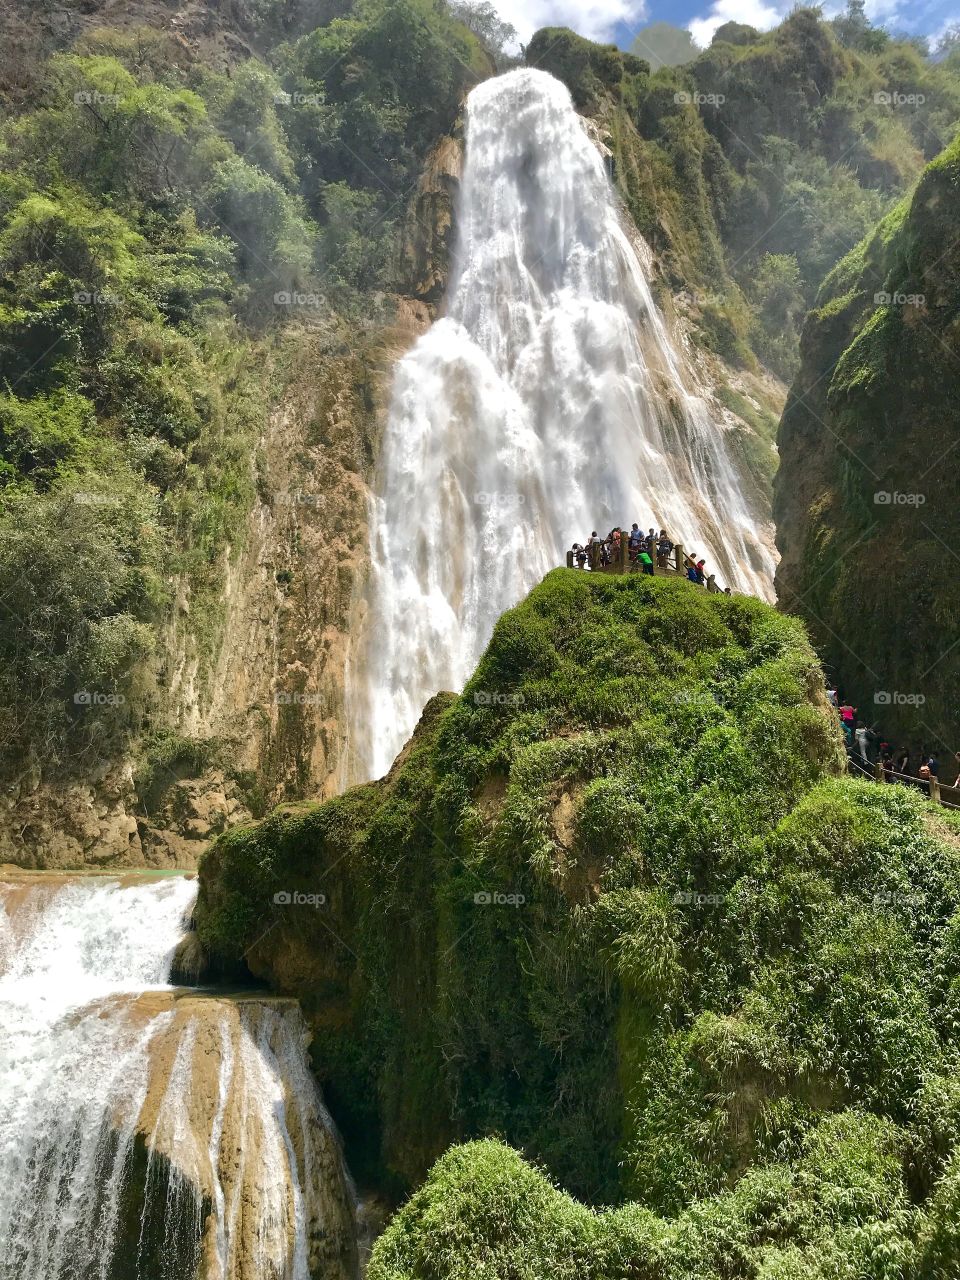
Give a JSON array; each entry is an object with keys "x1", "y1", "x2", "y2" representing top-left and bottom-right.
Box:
[
  {"x1": 0, "y1": 876, "x2": 356, "y2": 1280},
  {"x1": 347, "y1": 67, "x2": 776, "y2": 781}
]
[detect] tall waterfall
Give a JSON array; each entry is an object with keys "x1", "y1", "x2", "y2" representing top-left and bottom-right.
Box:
[
  {"x1": 0, "y1": 875, "x2": 357, "y2": 1280},
  {"x1": 347, "y1": 67, "x2": 775, "y2": 782}
]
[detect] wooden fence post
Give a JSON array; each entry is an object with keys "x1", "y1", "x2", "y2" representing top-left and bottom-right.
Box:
[
  {"x1": 620, "y1": 533, "x2": 629, "y2": 574},
  {"x1": 931, "y1": 776, "x2": 941, "y2": 806},
  {"x1": 566, "y1": 549, "x2": 574, "y2": 569},
  {"x1": 674, "y1": 543, "x2": 683, "y2": 576}
]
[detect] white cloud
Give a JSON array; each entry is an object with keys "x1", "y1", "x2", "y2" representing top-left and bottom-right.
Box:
[
  {"x1": 491, "y1": 0, "x2": 649, "y2": 46},
  {"x1": 687, "y1": 0, "x2": 783, "y2": 48}
]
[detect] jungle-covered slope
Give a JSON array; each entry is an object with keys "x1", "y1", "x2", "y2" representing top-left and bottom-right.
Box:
[
  {"x1": 530, "y1": 10, "x2": 960, "y2": 382},
  {"x1": 197, "y1": 570, "x2": 960, "y2": 1276},
  {"x1": 0, "y1": 0, "x2": 490, "y2": 863},
  {"x1": 775, "y1": 133, "x2": 960, "y2": 758}
]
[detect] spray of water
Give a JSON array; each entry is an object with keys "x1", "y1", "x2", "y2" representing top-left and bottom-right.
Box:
[
  {"x1": 0, "y1": 877, "x2": 356, "y2": 1280},
  {"x1": 347, "y1": 68, "x2": 775, "y2": 781}
]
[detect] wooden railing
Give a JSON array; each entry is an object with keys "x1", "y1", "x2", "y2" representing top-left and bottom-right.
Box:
[
  {"x1": 566, "y1": 540, "x2": 688, "y2": 576},
  {"x1": 848, "y1": 755, "x2": 960, "y2": 811}
]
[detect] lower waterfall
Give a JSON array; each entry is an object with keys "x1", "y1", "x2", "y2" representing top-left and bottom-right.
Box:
[
  {"x1": 347, "y1": 67, "x2": 777, "y2": 783},
  {"x1": 0, "y1": 875, "x2": 358, "y2": 1280}
]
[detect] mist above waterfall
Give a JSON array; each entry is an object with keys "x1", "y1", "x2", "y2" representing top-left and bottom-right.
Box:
[{"x1": 347, "y1": 67, "x2": 775, "y2": 782}]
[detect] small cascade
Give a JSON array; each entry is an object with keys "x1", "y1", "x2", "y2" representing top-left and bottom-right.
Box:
[
  {"x1": 347, "y1": 67, "x2": 776, "y2": 782},
  {"x1": 0, "y1": 876, "x2": 358, "y2": 1280}
]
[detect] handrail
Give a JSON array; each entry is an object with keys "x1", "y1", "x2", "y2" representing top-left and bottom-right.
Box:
[
  {"x1": 565, "y1": 538, "x2": 728, "y2": 592},
  {"x1": 849, "y1": 754, "x2": 960, "y2": 811}
]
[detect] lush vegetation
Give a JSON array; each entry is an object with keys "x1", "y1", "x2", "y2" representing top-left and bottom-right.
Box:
[
  {"x1": 533, "y1": 7, "x2": 960, "y2": 381},
  {"x1": 775, "y1": 128, "x2": 960, "y2": 759},
  {"x1": 197, "y1": 570, "x2": 960, "y2": 1272},
  {"x1": 4, "y1": 1, "x2": 958, "y2": 782},
  {"x1": 0, "y1": 4, "x2": 489, "y2": 778}
]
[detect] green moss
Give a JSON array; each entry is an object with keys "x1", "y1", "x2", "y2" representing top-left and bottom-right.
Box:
[
  {"x1": 197, "y1": 571, "x2": 951, "y2": 1217},
  {"x1": 776, "y1": 130, "x2": 960, "y2": 754}
]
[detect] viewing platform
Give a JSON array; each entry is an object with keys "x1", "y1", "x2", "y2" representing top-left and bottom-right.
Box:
[{"x1": 566, "y1": 540, "x2": 691, "y2": 579}]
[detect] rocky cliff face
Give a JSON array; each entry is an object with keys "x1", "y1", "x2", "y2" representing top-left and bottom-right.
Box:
[
  {"x1": 0, "y1": 156, "x2": 445, "y2": 871},
  {"x1": 775, "y1": 133, "x2": 960, "y2": 757},
  {"x1": 0, "y1": 47, "x2": 783, "y2": 870},
  {"x1": 122, "y1": 992, "x2": 359, "y2": 1280}
]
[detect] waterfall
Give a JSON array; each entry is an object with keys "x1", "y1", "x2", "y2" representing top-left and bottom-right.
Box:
[
  {"x1": 347, "y1": 67, "x2": 776, "y2": 782},
  {"x1": 0, "y1": 876, "x2": 357, "y2": 1280}
]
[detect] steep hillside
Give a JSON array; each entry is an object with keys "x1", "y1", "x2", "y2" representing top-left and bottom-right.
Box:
[
  {"x1": 5, "y1": 2, "x2": 957, "y2": 869},
  {"x1": 196, "y1": 570, "x2": 960, "y2": 1276},
  {"x1": 0, "y1": 1, "x2": 486, "y2": 866},
  {"x1": 775, "y1": 134, "x2": 960, "y2": 757},
  {"x1": 0, "y1": 2, "x2": 788, "y2": 870}
]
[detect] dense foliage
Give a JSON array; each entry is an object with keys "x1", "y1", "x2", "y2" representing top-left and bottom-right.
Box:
[
  {"x1": 534, "y1": 9, "x2": 960, "y2": 381},
  {"x1": 197, "y1": 571, "x2": 960, "y2": 1274},
  {"x1": 0, "y1": 4, "x2": 488, "y2": 777},
  {"x1": 775, "y1": 129, "x2": 960, "y2": 758}
]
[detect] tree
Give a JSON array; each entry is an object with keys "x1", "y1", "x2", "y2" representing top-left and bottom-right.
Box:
[
  {"x1": 833, "y1": 0, "x2": 889, "y2": 53},
  {"x1": 631, "y1": 22, "x2": 699, "y2": 71},
  {"x1": 450, "y1": 2, "x2": 517, "y2": 67}
]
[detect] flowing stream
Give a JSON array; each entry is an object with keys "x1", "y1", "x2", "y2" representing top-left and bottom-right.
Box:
[
  {"x1": 347, "y1": 67, "x2": 776, "y2": 781},
  {"x1": 0, "y1": 875, "x2": 357, "y2": 1280}
]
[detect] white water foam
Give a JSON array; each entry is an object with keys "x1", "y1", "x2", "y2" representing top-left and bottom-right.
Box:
[{"x1": 0, "y1": 877, "x2": 354, "y2": 1280}]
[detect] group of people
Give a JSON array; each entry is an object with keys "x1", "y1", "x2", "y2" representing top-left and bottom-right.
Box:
[
  {"x1": 570, "y1": 524, "x2": 731, "y2": 595},
  {"x1": 828, "y1": 688, "x2": 957, "y2": 793}
]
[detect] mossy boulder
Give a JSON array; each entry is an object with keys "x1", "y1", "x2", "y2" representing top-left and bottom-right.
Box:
[{"x1": 197, "y1": 570, "x2": 960, "y2": 1250}]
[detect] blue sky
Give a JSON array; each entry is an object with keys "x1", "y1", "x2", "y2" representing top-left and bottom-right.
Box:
[{"x1": 493, "y1": 0, "x2": 960, "y2": 51}]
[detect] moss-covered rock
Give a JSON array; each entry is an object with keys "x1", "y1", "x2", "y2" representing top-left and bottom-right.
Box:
[
  {"x1": 775, "y1": 131, "x2": 960, "y2": 755},
  {"x1": 196, "y1": 570, "x2": 960, "y2": 1258}
]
